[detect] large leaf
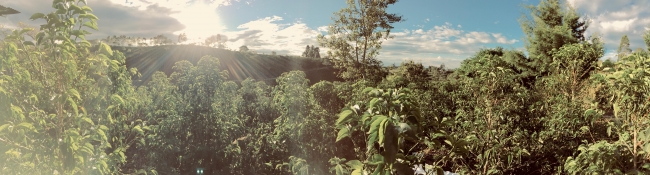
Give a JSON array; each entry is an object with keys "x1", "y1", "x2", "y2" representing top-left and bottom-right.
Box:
[
  {"x1": 378, "y1": 118, "x2": 389, "y2": 145},
  {"x1": 0, "y1": 124, "x2": 11, "y2": 132},
  {"x1": 17, "y1": 122, "x2": 36, "y2": 132},
  {"x1": 29, "y1": 13, "x2": 46, "y2": 20},
  {"x1": 133, "y1": 125, "x2": 144, "y2": 136},
  {"x1": 335, "y1": 164, "x2": 346, "y2": 175},
  {"x1": 367, "y1": 115, "x2": 387, "y2": 150},
  {"x1": 83, "y1": 21, "x2": 98, "y2": 30},
  {"x1": 99, "y1": 43, "x2": 113, "y2": 56},
  {"x1": 336, "y1": 127, "x2": 351, "y2": 142},
  {"x1": 336, "y1": 109, "x2": 356, "y2": 126},
  {"x1": 367, "y1": 154, "x2": 384, "y2": 165},
  {"x1": 346, "y1": 160, "x2": 363, "y2": 171},
  {"x1": 382, "y1": 122, "x2": 397, "y2": 164}
]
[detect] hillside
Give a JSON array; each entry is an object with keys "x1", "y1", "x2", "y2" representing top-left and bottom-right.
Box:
[{"x1": 111, "y1": 45, "x2": 342, "y2": 86}]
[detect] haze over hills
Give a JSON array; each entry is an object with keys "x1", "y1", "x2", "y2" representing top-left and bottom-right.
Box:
[{"x1": 111, "y1": 45, "x2": 343, "y2": 86}]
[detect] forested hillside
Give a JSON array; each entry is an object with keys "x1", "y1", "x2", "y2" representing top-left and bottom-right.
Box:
[
  {"x1": 1, "y1": 0, "x2": 650, "y2": 175},
  {"x1": 110, "y1": 45, "x2": 342, "y2": 86}
]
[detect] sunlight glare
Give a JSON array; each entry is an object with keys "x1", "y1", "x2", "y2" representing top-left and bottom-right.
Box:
[
  {"x1": 171, "y1": 2, "x2": 226, "y2": 44},
  {"x1": 109, "y1": 0, "x2": 227, "y2": 44}
]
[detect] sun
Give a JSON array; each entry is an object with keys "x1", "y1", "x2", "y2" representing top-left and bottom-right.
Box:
[
  {"x1": 109, "y1": 0, "x2": 226, "y2": 44},
  {"x1": 171, "y1": 2, "x2": 226, "y2": 44}
]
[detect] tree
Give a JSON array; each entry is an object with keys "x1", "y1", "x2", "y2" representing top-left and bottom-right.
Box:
[
  {"x1": 0, "y1": 0, "x2": 149, "y2": 174},
  {"x1": 204, "y1": 34, "x2": 227, "y2": 48},
  {"x1": 204, "y1": 35, "x2": 217, "y2": 47},
  {"x1": 302, "y1": 45, "x2": 312, "y2": 57},
  {"x1": 566, "y1": 50, "x2": 650, "y2": 174},
  {"x1": 317, "y1": 0, "x2": 403, "y2": 81},
  {"x1": 382, "y1": 60, "x2": 430, "y2": 89},
  {"x1": 177, "y1": 33, "x2": 187, "y2": 44},
  {"x1": 617, "y1": 34, "x2": 632, "y2": 59},
  {"x1": 152, "y1": 34, "x2": 170, "y2": 45},
  {"x1": 645, "y1": 29, "x2": 650, "y2": 52},
  {"x1": 302, "y1": 45, "x2": 321, "y2": 58},
  {"x1": 520, "y1": 0, "x2": 589, "y2": 76},
  {"x1": 239, "y1": 45, "x2": 249, "y2": 52}
]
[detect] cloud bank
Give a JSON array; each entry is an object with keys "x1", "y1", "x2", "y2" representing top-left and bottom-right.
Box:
[{"x1": 568, "y1": 0, "x2": 650, "y2": 58}]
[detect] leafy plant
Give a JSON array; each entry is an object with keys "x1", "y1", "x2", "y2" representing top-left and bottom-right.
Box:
[
  {"x1": 334, "y1": 87, "x2": 455, "y2": 174},
  {"x1": 566, "y1": 51, "x2": 650, "y2": 174}
]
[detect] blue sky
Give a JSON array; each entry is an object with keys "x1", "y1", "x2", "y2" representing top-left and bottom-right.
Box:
[{"x1": 2, "y1": 0, "x2": 649, "y2": 68}]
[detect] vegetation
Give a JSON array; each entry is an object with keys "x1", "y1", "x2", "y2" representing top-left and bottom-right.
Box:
[
  {"x1": 2, "y1": 0, "x2": 650, "y2": 174},
  {"x1": 317, "y1": 0, "x2": 402, "y2": 83}
]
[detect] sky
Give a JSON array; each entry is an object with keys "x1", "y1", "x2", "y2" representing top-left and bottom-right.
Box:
[{"x1": 0, "y1": 0, "x2": 648, "y2": 68}]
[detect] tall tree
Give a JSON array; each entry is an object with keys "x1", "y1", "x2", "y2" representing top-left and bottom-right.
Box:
[
  {"x1": 617, "y1": 34, "x2": 631, "y2": 59},
  {"x1": 177, "y1": 33, "x2": 187, "y2": 44},
  {"x1": 0, "y1": 0, "x2": 151, "y2": 174},
  {"x1": 520, "y1": 0, "x2": 589, "y2": 76},
  {"x1": 302, "y1": 45, "x2": 312, "y2": 57},
  {"x1": 317, "y1": 0, "x2": 403, "y2": 81},
  {"x1": 644, "y1": 30, "x2": 650, "y2": 52},
  {"x1": 302, "y1": 45, "x2": 321, "y2": 58}
]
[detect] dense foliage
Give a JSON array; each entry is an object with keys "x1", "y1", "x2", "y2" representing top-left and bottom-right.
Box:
[{"x1": 2, "y1": 0, "x2": 650, "y2": 174}]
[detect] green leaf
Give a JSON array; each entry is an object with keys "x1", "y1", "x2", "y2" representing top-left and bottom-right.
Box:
[
  {"x1": 17, "y1": 122, "x2": 36, "y2": 132},
  {"x1": 67, "y1": 97, "x2": 78, "y2": 116},
  {"x1": 378, "y1": 118, "x2": 388, "y2": 145},
  {"x1": 367, "y1": 154, "x2": 384, "y2": 165},
  {"x1": 351, "y1": 169, "x2": 363, "y2": 175},
  {"x1": 111, "y1": 94, "x2": 124, "y2": 106},
  {"x1": 83, "y1": 21, "x2": 98, "y2": 31},
  {"x1": 373, "y1": 163, "x2": 385, "y2": 175},
  {"x1": 81, "y1": 6, "x2": 92, "y2": 12},
  {"x1": 82, "y1": 117, "x2": 94, "y2": 126},
  {"x1": 99, "y1": 125, "x2": 108, "y2": 131},
  {"x1": 613, "y1": 103, "x2": 620, "y2": 118},
  {"x1": 10, "y1": 105, "x2": 25, "y2": 120},
  {"x1": 367, "y1": 115, "x2": 387, "y2": 150},
  {"x1": 368, "y1": 98, "x2": 380, "y2": 111},
  {"x1": 133, "y1": 125, "x2": 144, "y2": 136},
  {"x1": 0, "y1": 124, "x2": 10, "y2": 132},
  {"x1": 97, "y1": 129, "x2": 108, "y2": 142},
  {"x1": 79, "y1": 14, "x2": 99, "y2": 20},
  {"x1": 29, "y1": 13, "x2": 46, "y2": 20},
  {"x1": 68, "y1": 89, "x2": 81, "y2": 100},
  {"x1": 345, "y1": 160, "x2": 363, "y2": 170},
  {"x1": 336, "y1": 127, "x2": 350, "y2": 142},
  {"x1": 335, "y1": 109, "x2": 355, "y2": 126},
  {"x1": 69, "y1": 4, "x2": 82, "y2": 14},
  {"x1": 35, "y1": 32, "x2": 45, "y2": 44},
  {"x1": 335, "y1": 164, "x2": 345, "y2": 175}
]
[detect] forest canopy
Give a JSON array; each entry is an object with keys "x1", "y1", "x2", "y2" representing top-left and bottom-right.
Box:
[{"x1": 1, "y1": 0, "x2": 650, "y2": 175}]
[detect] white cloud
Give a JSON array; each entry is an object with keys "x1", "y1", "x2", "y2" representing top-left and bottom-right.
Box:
[
  {"x1": 492, "y1": 33, "x2": 518, "y2": 44},
  {"x1": 218, "y1": 16, "x2": 321, "y2": 55},
  {"x1": 107, "y1": 0, "x2": 239, "y2": 40},
  {"x1": 599, "y1": 18, "x2": 637, "y2": 33},
  {"x1": 380, "y1": 22, "x2": 519, "y2": 68},
  {"x1": 317, "y1": 26, "x2": 329, "y2": 32},
  {"x1": 569, "y1": 0, "x2": 650, "y2": 55}
]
